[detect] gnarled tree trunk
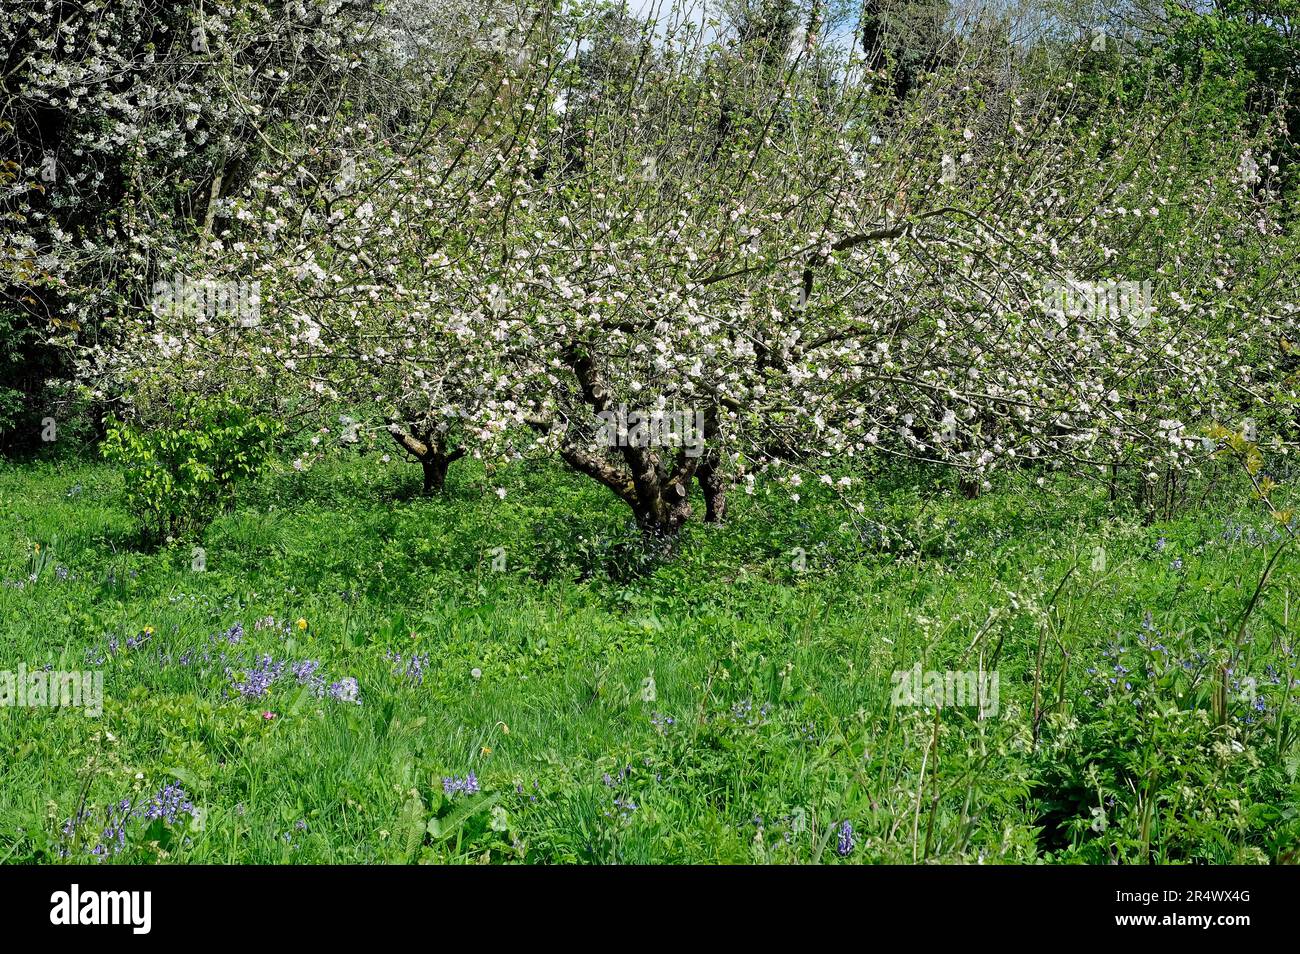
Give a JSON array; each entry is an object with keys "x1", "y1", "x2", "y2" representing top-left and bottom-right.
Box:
[
  {"x1": 387, "y1": 421, "x2": 466, "y2": 495},
  {"x1": 696, "y1": 451, "x2": 728, "y2": 523},
  {"x1": 629, "y1": 467, "x2": 695, "y2": 534},
  {"x1": 526, "y1": 344, "x2": 703, "y2": 536},
  {"x1": 421, "y1": 454, "x2": 452, "y2": 494}
]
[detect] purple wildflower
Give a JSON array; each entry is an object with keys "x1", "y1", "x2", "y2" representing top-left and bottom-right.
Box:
[
  {"x1": 836, "y1": 820, "x2": 855, "y2": 857},
  {"x1": 443, "y1": 772, "x2": 480, "y2": 796},
  {"x1": 387, "y1": 651, "x2": 429, "y2": 685},
  {"x1": 291, "y1": 659, "x2": 322, "y2": 685},
  {"x1": 326, "y1": 676, "x2": 361, "y2": 704},
  {"x1": 231, "y1": 655, "x2": 284, "y2": 699},
  {"x1": 135, "y1": 783, "x2": 197, "y2": 824}
]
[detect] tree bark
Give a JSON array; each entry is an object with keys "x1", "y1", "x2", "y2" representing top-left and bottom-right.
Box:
[
  {"x1": 561, "y1": 344, "x2": 701, "y2": 535},
  {"x1": 525, "y1": 412, "x2": 698, "y2": 536},
  {"x1": 388, "y1": 422, "x2": 465, "y2": 495},
  {"x1": 630, "y1": 477, "x2": 694, "y2": 534},
  {"x1": 696, "y1": 453, "x2": 728, "y2": 523},
  {"x1": 421, "y1": 454, "x2": 450, "y2": 494}
]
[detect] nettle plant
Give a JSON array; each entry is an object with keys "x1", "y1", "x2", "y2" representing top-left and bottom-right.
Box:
[
  {"x1": 97, "y1": 1, "x2": 1298, "y2": 535},
  {"x1": 101, "y1": 396, "x2": 276, "y2": 541}
]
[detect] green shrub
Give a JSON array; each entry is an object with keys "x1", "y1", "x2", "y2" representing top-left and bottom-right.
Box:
[
  {"x1": 1032, "y1": 615, "x2": 1299, "y2": 864},
  {"x1": 101, "y1": 398, "x2": 277, "y2": 541}
]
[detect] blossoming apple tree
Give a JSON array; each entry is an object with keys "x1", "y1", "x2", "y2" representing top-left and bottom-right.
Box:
[{"x1": 90, "y1": 0, "x2": 1299, "y2": 534}]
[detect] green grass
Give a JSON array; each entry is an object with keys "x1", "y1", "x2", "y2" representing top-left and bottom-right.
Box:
[{"x1": 1, "y1": 455, "x2": 1297, "y2": 863}]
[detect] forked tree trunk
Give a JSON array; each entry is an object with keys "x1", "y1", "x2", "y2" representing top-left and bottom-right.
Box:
[
  {"x1": 525, "y1": 345, "x2": 703, "y2": 535},
  {"x1": 388, "y1": 422, "x2": 466, "y2": 496},
  {"x1": 630, "y1": 477, "x2": 694, "y2": 534},
  {"x1": 421, "y1": 454, "x2": 451, "y2": 494}
]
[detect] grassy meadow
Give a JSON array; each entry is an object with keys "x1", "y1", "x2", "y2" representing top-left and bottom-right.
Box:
[{"x1": 1, "y1": 456, "x2": 1297, "y2": 864}]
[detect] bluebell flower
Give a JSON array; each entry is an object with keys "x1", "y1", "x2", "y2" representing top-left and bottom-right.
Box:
[
  {"x1": 836, "y1": 820, "x2": 854, "y2": 857},
  {"x1": 230, "y1": 655, "x2": 284, "y2": 698},
  {"x1": 291, "y1": 659, "x2": 322, "y2": 686},
  {"x1": 326, "y1": 677, "x2": 360, "y2": 704},
  {"x1": 443, "y1": 772, "x2": 480, "y2": 796}
]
